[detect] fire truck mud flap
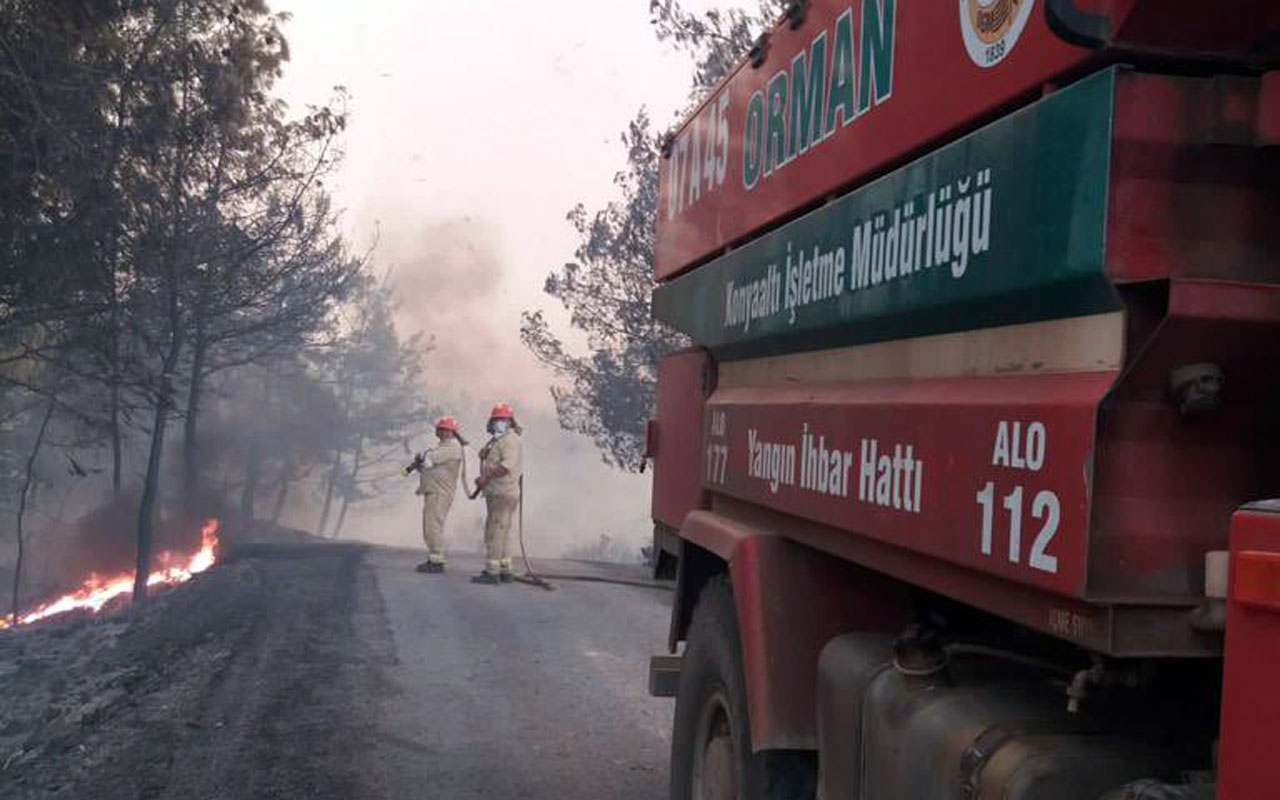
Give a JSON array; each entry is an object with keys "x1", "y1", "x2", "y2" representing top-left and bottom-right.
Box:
[
  {"x1": 664, "y1": 510, "x2": 911, "y2": 752},
  {"x1": 649, "y1": 653, "x2": 682, "y2": 698}
]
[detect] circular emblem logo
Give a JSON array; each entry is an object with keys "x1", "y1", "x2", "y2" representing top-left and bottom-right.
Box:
[{"x1": 960, "y1": 0, "x2": 1035, "y2": 68}]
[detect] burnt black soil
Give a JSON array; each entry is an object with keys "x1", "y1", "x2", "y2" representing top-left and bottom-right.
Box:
[{"x1": 0, "y1": 542, "x2": 392, "y2": 800}]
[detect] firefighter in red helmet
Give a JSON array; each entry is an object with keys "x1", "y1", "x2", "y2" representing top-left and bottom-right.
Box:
[
  {"x1": 412, "y1": 415, "x2": 465, "y2": 573},
  {"x1": 472, "y1": 403, "x2": 523, "y2": 584}
]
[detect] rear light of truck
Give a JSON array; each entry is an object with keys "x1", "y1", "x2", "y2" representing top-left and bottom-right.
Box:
[
  {"x1": 1234, "y1": 550, "x2": 1280, "y2": 611},
  {"x1": 645, "y1": 419, "x2": 659, "y2": 459},
  {"x1": 1260, "y1": 71, "x2": 1280, "y2": 145}
]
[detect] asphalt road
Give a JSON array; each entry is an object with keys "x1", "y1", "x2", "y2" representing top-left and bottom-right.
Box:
[
  {"x1": 1, "y1": 542, "x2": 675, "y2": 800},
  {"x1": 359, "y1": 548, "x2": 674, "y2": 800}
]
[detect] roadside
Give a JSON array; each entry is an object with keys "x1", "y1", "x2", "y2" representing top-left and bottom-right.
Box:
[
  {"x1": 1, "y1": 543, "x2": 385, "y2": 800},
  {"x1": 0, "y1": 542, "x2": 673, "y2": 800}
]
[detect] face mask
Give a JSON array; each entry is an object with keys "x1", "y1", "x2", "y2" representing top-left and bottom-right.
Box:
[{"x1": 491, "y1": 419, "x2": 509, "y2": 436}]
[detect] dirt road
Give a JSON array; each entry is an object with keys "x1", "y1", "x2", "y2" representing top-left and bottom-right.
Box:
[{"x1": 0, "y1": 542, "x2": 673, "y2": 800}]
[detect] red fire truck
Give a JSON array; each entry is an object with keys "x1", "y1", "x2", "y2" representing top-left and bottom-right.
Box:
[{"x1": 645, "y1": 2, "x2": 1280, "y2": 798}]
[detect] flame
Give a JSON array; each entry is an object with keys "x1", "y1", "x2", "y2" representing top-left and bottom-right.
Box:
[{"x1": 1, "y1": 518, "x2": 220, "y2": 630}]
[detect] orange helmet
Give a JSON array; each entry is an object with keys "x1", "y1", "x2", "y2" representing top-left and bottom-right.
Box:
[
  {"x1": 434, "y1": 415, "x2": 459, "y2": 433},
  {"x1": 489, "y1": 402, "x2": 515, "y2": 420}
]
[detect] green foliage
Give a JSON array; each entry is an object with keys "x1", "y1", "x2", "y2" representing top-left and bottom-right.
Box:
[
  {"x1": 324, "y1": 274, "x2": 431, "y2": 502},
  {"x1": 522, "y1": 111, "x2": 684, "y2": 470},
  {"x1": 649, "y1": 0, "x2": 779, "y2": 96},
  {"x1": 522, "y1": 1, "x2": 776, "y2": 470}
]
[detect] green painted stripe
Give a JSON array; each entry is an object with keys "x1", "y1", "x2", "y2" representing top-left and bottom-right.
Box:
[{"x1": 653, "y1": 68, "x2": 1122, "y2": 361}]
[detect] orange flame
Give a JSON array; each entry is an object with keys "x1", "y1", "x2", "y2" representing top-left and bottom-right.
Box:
[{"x1": 1, "y1": 518, "x2": 220, "y2": 630}]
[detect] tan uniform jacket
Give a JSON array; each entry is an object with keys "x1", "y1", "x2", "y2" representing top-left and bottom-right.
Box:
[
  {"x1": 479, "y1": 431, "x2": 522, "y2": 497},
  {"x1": 417, "y1": 438, "x2": 463, "y2": 498}
]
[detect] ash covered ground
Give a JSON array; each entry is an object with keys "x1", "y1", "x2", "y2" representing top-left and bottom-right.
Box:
[
  {"x1": 0, "y1": 541, "x2": 388, "y2": 800},
  {"x1": 1, "y1": 534, "x2": 674, "y2": 800}
]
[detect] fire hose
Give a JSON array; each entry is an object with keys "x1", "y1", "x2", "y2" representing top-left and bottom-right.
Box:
[
  {"x1": 468, "y1": 473, "x2": 671, "y2": 594},
  {"x1": 407, "y1": 429, "x2": 669, "y2": 592},
  {"x1": 511, "y1": 477, "x2": 555, "y2": 591},
  {"x1": 403, "y1": 430, "x2": 471, "y2": 478},
  {"x1": 465, "y1": 471, "x2": 552, "y2": 589}
]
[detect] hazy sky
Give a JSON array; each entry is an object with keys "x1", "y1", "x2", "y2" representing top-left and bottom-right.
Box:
[{"x1": 272, "y1": 0, "x2": 733, "y2": 552}]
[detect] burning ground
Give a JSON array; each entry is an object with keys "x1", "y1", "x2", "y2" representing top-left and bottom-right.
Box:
[
  {"x1": 0, "y1": 541, "x2": 391, "y2": 800},
  {"x1": 2, "y1": 520, "x2": 221, "y2": 631}
]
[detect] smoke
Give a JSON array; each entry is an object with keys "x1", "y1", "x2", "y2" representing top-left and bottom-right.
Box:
[
  {"x1": 342, "y1": 216, "x2": 653, "y2": 561},
  {"x1": 42, "y1": 492, "x2": 207, "y2": 587},
  {"x1": 388, "y1": 217, "x2": 549, "y2": 409},
  {"x1": 1, "y1": 458, "x2": 221, "y2": 613}
]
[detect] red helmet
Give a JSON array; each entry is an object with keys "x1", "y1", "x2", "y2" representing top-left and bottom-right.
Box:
[
  {"x1": 489, "y1": 402, "x2": 515, "y2": 420},
  {"x1": 434, "y1": 415, "x2": 459, "y2": 433}
]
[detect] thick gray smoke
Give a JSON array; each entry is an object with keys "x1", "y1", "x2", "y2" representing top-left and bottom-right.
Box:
[
  {"x1": 388, "y1": 218, "x2": 535, "y2": 403},
  {"x1": 345, "y1": 216, "x2": 652, "y2": 562}
]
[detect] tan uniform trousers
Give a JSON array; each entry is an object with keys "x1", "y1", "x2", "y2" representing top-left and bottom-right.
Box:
[
  {"x1": 421, "y1": 491, "x2": 455, "y2": 564},
  {"x1": 483, "y1": 492, "x2": 519, "y2": 575},
  {"x1": 417, "y1": 438, "x2": 463, "y2": 564}
]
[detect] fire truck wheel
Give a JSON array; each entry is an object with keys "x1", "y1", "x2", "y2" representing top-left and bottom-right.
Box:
[{"x1": 670, "y1": 576, "x2": 816, "y2": 800}]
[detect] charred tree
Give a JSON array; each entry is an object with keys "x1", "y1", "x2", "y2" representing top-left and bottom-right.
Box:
[
  {"x1": 317, "y1": 448, "x2": 343, "y2": 537},
  {"x1": 10, "y1": 398, "x2": 55, "y2": 625},
  {"x1": 270, "y1": 458, "x2": 294, "y2": 525},
  {"x1": 239, "y1": 441, "x2": 260, "y2": 537},
  {"x1": 330, "y1": 434, "x2": 363, "y2": 540},
  {"x1": 133, "y1": 304, "x2": 185, "y2": 602},
  {"x1": 182, "y1": 304, "x2": 208, "y2": 514}
]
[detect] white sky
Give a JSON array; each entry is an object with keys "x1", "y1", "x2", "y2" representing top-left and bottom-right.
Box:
[{"x1": 272, "y1": 0, "x2": 737, "y2": 552}]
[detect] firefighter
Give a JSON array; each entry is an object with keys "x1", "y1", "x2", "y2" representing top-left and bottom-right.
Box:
[
  {"x1": 472, "y1": 402, "x2": 523, "y2": 585},
  {"x1": 413, "y1": 416, "x2": 465, "y2": 573}
]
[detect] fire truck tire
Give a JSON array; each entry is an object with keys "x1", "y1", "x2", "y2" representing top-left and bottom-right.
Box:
[{"x1": 669, "y1": 576, "x2": 816, "y2": 800}]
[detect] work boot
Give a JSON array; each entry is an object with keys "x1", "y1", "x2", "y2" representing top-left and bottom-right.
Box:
[
  {"x1": 471, "y1": 572, "x2": 501, "y2": 585},
  {"x1": 499, "y1": 570, "x2": 514, "y2": 584},
  {"x1": 415, "y1": 561, "x2": 445, "y2": 574}
]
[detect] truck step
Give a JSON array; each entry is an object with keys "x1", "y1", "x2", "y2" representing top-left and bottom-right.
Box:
[{"x1": 649, "y1": 654, "x2": 682, "y2": 698}]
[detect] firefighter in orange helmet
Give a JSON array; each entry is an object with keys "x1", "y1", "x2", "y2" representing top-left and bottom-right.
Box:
[
  {"x1": 472, "y1": 403, "x2": 523, "y2": 584},
  {"x1": 413, "y1": 415, "x2": 465, "y2": 573}
]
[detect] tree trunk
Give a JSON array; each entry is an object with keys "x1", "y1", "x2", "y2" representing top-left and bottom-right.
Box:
[
  {"x1": 319, "y1": 377, "x2": 355, "y2": 537},
  {"x1": 133, "y1": 393, "x2": 173, "y2": 602},
  {"x1": 330, "y1": 435, "x2": 363, "y2": 540},
  {"x1": 332, "y1": 495, "x2": 351, "y2": 540},
  {"x1": 316, "y1": 448, "x2": 342, "y2": 536},
  {"x1": 271, "y1": 458, "x2": 293, "y2": 524},
  {"x1": 11, "y1": 399, "x2": 55, "y2": 625},
  {"x1": 134, "y1": 321, "x2": 184, "y2": 602},
  {"x1": 239, "y1": 441, "x2": 260, "y2": 536},
  {"x1": 110, "y1": 377, "x2": 122, "y2": 498},
  {"x1": 109, "y1": 289, "x2": 123, "y2": 499},
  {"x1": 183, "y1": 328, "x2": 207, "y2": 514}
]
